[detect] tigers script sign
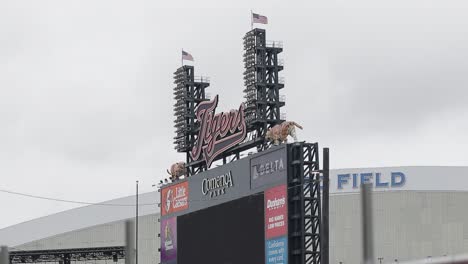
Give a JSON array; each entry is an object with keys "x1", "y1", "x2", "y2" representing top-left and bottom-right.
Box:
[{"x1": 190, "y1": 95, "x2": 247, "y2": 168}]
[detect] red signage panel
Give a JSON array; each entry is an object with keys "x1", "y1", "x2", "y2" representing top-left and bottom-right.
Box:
[
  {"x1": 161, "y1": 181, "x2": 189, "y2": 216},
  {"x1": 265, "y1": 184, "x2": 288, "y2": 239}
]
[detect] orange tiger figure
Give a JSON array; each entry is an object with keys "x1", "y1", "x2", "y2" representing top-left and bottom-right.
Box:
[
  {"x1": 166, "y1": 162, "x2": 186, "y2": 181},
  {"x1": 265, "y1": 121, "x2": 303, "y2": 145}
]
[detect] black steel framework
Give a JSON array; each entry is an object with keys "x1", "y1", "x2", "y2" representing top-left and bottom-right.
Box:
[
  {"x1": 172, "y1": 66, "x2": 210, "y2": 175},
  {"x1": 172, "y1": 28, "x2": 286, "y2": 176},
  {"x1": 288, "y1": 142, "x2": 321, "y2": 264},
  {"x1": 9, "y1": 247, "x2": 125, "y2": 264},
  {"x1": 243, "y1": 28, "x2": 285, "y2": 151}
]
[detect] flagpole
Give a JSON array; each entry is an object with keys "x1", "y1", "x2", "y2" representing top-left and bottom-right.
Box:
[
  {"x1": 250, "y1": 10, "x2": 253, "y2": 30},
  {"x1": 181, "y1": 48, "x2": 183, "y2": 67}
]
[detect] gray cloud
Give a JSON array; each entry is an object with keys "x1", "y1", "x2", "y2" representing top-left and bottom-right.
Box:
[{"x1": 0, "y1": 1, "x2": 467, "y2": 228}]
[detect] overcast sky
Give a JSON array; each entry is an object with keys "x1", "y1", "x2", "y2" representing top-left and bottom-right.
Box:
[{"x1": 0, "y1": 0, "x2": 467, "y2": 229}]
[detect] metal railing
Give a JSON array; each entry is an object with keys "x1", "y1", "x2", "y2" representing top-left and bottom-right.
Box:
[
  {"x1": 280, "y1": 112, "x2": 287, "y2": 120},
  {"x1": 389, "y1": 255, "x2": 468, "y2": 264},
  {"x1": 279, "y1": 94, "x2": 286, "y2": 102},
  {"x1": 266, "y1": 40, "x2": 283, "y2": 48},
  {"x1": 194, "y1": 76, "x2": 210, "y2": 83}
]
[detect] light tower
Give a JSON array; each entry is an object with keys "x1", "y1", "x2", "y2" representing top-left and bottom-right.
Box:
[
  {"x1": 172, "y1": 66, "x2": 210, "y2": 175},
  {"x1": 243, "y1": 28, "x2": 285, "y2": 151}
]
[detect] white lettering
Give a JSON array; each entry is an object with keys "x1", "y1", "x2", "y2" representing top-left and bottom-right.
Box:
[
  {"x1": 201, "y1": 171, "x2": 234, "y2": 198},
  {"x1": 252, "y1": 158, "x2": 285, "y2": 179},
  {"x1": 267, "y1": 197, "x2": 286, "y2": 210}
]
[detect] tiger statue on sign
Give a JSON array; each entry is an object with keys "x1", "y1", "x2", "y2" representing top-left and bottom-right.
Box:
[
  {"x1": 166, "y1": 162, "x2": 187, "y2": 181},
  {"x1": 265, "y1": 121, "x2": 303, "y2": 145}
]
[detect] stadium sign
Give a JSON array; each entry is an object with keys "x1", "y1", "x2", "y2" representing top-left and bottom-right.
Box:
[
  {"x1": 336, "y1": 171, "x2": 406, "y2": 190},
  {"x1": 252, "y1": 158, "x2": 285, "y2": 180},
  {"x1": 251, "y1": 147, "x2": 288, "y2": 190},
  {"x1": 201, "y1": 171, "x2": 234, "y2": 198},
  {"x1": 161, "y1": 182, "x2": 189, "y2": 216},
  {"x1": 190, "y1": 95, "x2": 247, "y2": 168}
]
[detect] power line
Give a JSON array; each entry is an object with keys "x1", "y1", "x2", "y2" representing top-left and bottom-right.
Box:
[
  {"x1": 0, "y1": 179, "x2": 322, "y2": 207},
  {"x1": 0, "y1": 189, "x2": 157, "y2": 207}
]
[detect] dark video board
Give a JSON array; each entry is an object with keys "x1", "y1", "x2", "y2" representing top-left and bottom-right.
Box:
[{"x1": 177, "y1": 194, "x2": 265, "y2": 264}]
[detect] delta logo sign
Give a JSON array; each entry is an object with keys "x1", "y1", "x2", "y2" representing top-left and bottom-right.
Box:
[
  {"x1": 161, "y1": 182, "x2": 189, "y2": 216},
  {"x1": 190, "y1": 95, "x2": 247, "y2": 168}
]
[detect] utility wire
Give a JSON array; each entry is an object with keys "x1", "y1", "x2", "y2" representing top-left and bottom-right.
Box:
[
  {"x1": 0, "y1": 189, "x2": 157, "y2": 207},
  {"x1": 0, "y1": 178, "x2": 322, "y2": 207}
]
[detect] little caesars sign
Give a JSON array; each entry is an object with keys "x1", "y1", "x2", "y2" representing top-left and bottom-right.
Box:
[{"x1": 202, "y1": 171, "x2": 234, "y2": 198}]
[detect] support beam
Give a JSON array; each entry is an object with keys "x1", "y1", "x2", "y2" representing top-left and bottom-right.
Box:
[
  {"x1": 1, "y1": 246, "x2": 9, "y2": 264},
  {"x1": 321, "y1": 148, "x2": 330, "y2": 264},
  {"x1": 362, "y1": 183, "x2": 375, "y2": 264},
  {"x1": 125, "y1": 220, "x2": 135, "y2": 264}
]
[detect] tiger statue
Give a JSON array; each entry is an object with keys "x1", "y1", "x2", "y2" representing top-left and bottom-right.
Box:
[
  {"x1": 265, "y1": 121, "x2": 303, "y2": 145},
  {"x1": 166, "y1": 162, "x2": 186, "y2": 181}
]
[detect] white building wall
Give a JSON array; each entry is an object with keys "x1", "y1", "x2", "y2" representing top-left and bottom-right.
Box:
[
  {"x1": 0, "y1": 192, "x2": 159, "y2": 247},
  {"x1": 330, "y1": 191, "x2": 468, "y2": 264},
  {"x1": 15, "y1": 214, "x2": 160, "y2": 264}
]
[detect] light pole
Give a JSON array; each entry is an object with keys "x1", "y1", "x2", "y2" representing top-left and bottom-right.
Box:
[
  {"x1": 135, "y1": 181, "x2": 139, "y2": 264},
  {"x1": 378, "y1": 257, "x2": 383, "y2": 264}
]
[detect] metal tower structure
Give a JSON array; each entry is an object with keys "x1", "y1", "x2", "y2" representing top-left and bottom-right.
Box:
[
  {"x1": 168, "y1": 27, "x2": 329, "y2": 264},
  {"x1": 243, "y1": 28, "x2": 285, "y2": 151},
  {"x1": 173, "y1": 65, "x2": 210, "y2": 175},
  {"x1": 288, "y1": 142, "x2": 322, "y2": 264}
]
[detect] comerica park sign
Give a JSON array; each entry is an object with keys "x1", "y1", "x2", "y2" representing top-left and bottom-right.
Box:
[
  {"x1": 190, "y1": 95, "x2": 247, "y2": 168},
  {"x1": 201, "y1": 171, "x2": 234, "y2": 198}
]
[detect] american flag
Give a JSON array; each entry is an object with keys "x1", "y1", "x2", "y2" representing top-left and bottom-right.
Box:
[
  {"x1": 252, "y1": 13, "x2": 268, "y2": 24},
  {"x1": 182, "y1": 50, "x2": 194, "y2": 61}
]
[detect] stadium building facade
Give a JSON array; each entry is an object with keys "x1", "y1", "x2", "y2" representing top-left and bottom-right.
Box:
[{"x1": 1, "y1": 166, "x2": 468, "y2": 264}]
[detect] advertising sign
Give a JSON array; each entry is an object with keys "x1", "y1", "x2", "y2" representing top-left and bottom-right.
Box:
[
  {"x1": 265, "y1": 184, "x2": 288, "y2": 239},
  {"x1": 201, "y1": 170, "x2": 235, "y2": 198},
  {"x1": 190, "y1": 95, "x2": 247, "y2": 168},
  {"x1": 266, "y1": 236, "x2": 288, "y2": 264},
  {"x1": 185, "y1": 157, "x2": 251, "y2": 214},
  {"x1": 251, "y1": 146, "x2": 287, "y2": 190},
  {"x1": 161, "y1": 217, "x2": 177, "y2": 263},
  {"x1": 161, "y1": 181, "x2": 189, "y2": 216}
]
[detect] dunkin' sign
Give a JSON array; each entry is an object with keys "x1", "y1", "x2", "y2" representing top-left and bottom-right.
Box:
[
  {"x1": 190, "y1": 95, "x2": 247, "y2": 168},
  {"x1": 265, "y1": 184, "x2": 288, "y2": 239},
  {"x1": 161, "y1": 182, "x2": 189, "y2": 216}
]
